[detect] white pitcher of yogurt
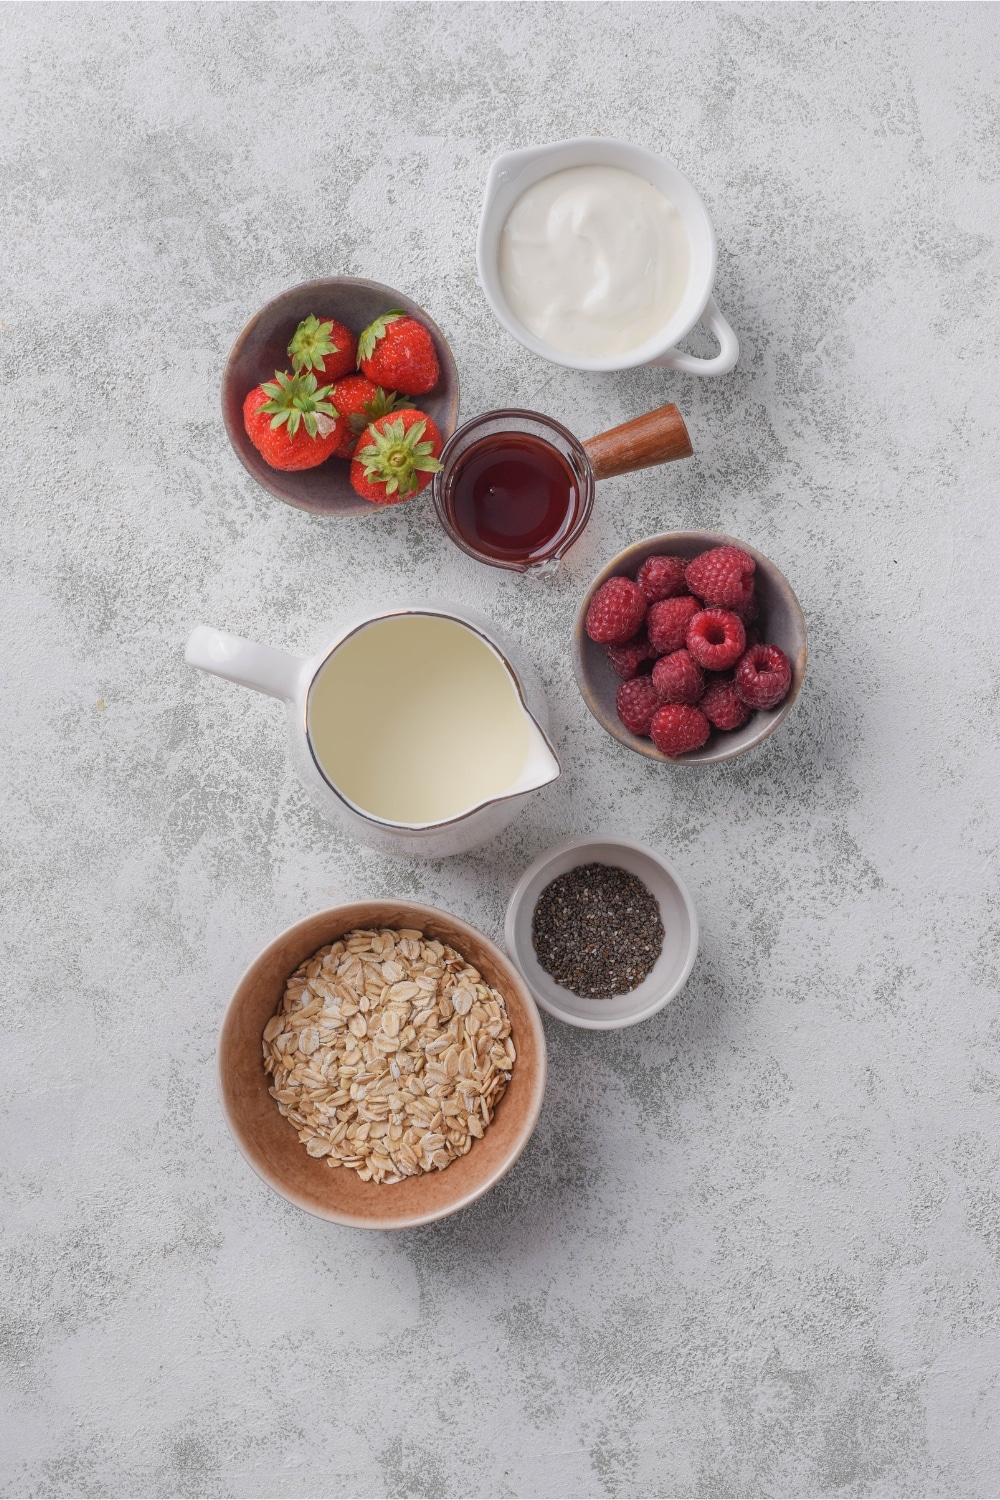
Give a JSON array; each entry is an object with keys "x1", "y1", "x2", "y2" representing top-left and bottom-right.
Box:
[
  {"x1": 185, "y1": 604, "x2": 560, "y2": 858},
  {"x1": 478, "y1": 137, "x2": 738, "y2": 377}
]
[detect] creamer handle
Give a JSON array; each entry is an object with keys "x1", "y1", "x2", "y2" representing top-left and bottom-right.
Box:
[
  {"x1": 583, "y1": 403, "x2": 693, "y2": 481},
  {"x1": 184, "y1": 626, "x2": 304, "y2": 702},
  {"x1": 648, "y1": 295, "x2": 739, "y2": 376}
]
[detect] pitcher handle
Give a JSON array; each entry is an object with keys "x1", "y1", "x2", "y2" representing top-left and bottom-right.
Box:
[
  {"x1": 185, "y1": 626, "x2": 304, "y2": 702},
  {"x1": 648, "y1": 295, "x2": 739, "y2": 377}
]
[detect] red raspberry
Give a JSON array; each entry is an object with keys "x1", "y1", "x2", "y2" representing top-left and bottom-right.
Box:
[
  {"x1": 646, "y1": 595, "x2": 701, "y2": 655},
  {"x1": 729, "y1": 592, "x2": 759, "y2": 624},
  {"x1": 607, "y1": 633, "x2": 653, "y2": 680},
  {"x1": 686, "y1": 608, "x2": 746, "y2": 671},
  {"x1": 685, "y1": 546, "x2": 756, "y2": 608},
  {"x1": 735, "y1": 643, "x2": 792, "y2": 710},
  {"x1": 616, "y1": 677, "x2": 661, "y2": 736},
  {"x1": 651, "y1": 649, "x2": 705, "y2": 705},
  {"x1": 650, "y1": 703, "x2": 711, "y2": 757},
  {"x1": 701, "y1": 674, "x2": 751, "y2": 731},
  {"x1": 585, "y1": 577, "x2": 647, "y2": 645},
  {"x1": 636, "y1": 554, "x2": 687, "y2": 602}
]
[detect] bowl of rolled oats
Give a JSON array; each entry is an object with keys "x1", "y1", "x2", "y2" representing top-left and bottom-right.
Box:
[{"x1": 218, "y1": 902, "x2": 547, "y2": 1228}]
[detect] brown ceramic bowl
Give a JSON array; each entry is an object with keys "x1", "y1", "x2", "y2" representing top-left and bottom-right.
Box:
[
  {"x1": 221, "y1": 278, "x2": 461, "y2": 518},
  {"x1": 573, "y1": 532, "x2": 808, "y2": 765},
  {"x1": 218, "y1": 902, "x2": 547, "y2": 1228}
]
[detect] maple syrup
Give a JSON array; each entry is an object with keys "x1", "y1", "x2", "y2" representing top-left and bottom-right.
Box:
[{"x1": 444, "y1": 432, "x2": 583, "y2": 565}]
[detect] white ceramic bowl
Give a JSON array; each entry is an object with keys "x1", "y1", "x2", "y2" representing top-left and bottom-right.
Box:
[
  {"x1": 504, "y1": 836, "x2": 699, "y2": 1029},
  {"x1": 477, "y1": 137, "x2": 738, "y2": 376}
]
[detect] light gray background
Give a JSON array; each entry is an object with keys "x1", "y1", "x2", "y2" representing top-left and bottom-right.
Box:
[{"x1": 2, "y1": 3, "x2": 999, "y2": 1496}]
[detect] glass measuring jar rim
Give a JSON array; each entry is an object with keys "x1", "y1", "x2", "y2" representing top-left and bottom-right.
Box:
[{"x1": 432, "y1": 408, "x2": 595, "y2": 575}]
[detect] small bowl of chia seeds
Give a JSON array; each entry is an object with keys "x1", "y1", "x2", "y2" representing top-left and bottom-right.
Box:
[{"x1": 504, "y1": 835, "x2": 699, "y2": 1029}]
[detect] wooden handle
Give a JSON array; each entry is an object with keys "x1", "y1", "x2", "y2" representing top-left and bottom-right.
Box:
[{"x1": 583, "y1": 403, "x2": 693, "y2": 481}]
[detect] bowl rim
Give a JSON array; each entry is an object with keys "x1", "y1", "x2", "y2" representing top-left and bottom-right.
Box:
[
  {"x1": 572, "y1": 530, "x2": 808, "y2": 765},
  {"x1": 217, "y1": 902, "x2": 548, "y2": 1229},
  {"x1": 504, "y1": 834, "x2": 700, "y2": 1029},
  {"x1": 221, "y1": 276, "x2": 461, "y2": 518}
]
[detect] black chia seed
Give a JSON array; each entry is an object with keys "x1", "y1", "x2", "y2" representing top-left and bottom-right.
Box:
[{"x1": 530, "y1": 862, "x2": 665, "y2": 998}]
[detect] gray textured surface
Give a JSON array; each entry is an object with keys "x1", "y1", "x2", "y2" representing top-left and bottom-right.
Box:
[{"x1": 2, "y1": 3, "x2": 999, "y2": 1495}]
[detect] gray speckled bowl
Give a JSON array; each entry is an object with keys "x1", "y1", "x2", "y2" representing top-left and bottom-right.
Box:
[
  {"x1": 572, "y1": 531, "x2": 808, "y2": 765},
  {"x1": 221, "y1": 277, "x2": 460, "y2": 518}
]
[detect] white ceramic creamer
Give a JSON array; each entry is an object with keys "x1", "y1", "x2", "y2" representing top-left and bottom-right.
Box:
[
  {"x1": 185, "y1": 603, "x2": 561, "y2": 858},
  {"x1": 478, "y1": 137, "x2": 739, "y2": 377}
]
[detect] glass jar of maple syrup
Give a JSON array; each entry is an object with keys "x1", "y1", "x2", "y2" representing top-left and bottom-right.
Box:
[
  {"x1": 432, "y1": 404, "x2": 693, "y2": 574},
  {"x1": 433, "y1": 410, "x2": 594, "y2": 574}
]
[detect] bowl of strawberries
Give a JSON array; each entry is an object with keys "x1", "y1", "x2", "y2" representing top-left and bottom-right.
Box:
[
  {"x1": 573, "y1": 532, "x2": 807, "y2": 764},
  {"x1": 222, "y1": 278, "x2": 460, "y2": 517}
]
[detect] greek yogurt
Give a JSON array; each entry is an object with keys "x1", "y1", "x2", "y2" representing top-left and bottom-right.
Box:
[{"x1": 498, "y1": 165, "x2": 689, "y2": 358}]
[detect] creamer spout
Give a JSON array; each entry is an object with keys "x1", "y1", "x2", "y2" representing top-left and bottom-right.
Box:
[{"x1": 506, "y1": 713, "x2": 561, "y2": 797}]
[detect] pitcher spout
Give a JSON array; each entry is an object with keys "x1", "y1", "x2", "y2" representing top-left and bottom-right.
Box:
[{"x1": 506, "y1": 713, "x2": 561, "y2": 798}]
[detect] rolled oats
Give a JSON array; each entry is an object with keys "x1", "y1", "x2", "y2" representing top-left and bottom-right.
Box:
[{"x1": 262, "y1": 928, "x2": 515, "y2": 1185}]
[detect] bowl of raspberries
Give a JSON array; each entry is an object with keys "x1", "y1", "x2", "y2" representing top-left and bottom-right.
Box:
[
  {"x1": 573, "y1": 532, "x2": 807, "y2": 763},
  {"x1": 222, "y1": 278, "x2": 460, "y2": 518}
]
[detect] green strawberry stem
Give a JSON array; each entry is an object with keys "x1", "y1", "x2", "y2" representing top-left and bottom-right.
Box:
[
  {"x1": 357, "y1": 310, "x2": 404, "y2": 365},
  {"x1": 356, "y1": 416, "x2": 442, "y2": 497},
  {"x1": 347, "y1": 385, "x2": 403, "y2": 435},
  {"x1": 258, "y1": 370, "x2": 338, "y2": 440},
  {"x1": 288, "y1": 316, "x2": 340, "y2": 375}
]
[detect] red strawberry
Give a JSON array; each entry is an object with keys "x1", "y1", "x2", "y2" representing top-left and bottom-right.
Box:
[
  {"x1": 328, "y1": 376, "x2": 403, "y2": 458},
  {"x1": 243, "y1": 371, "x2": 347, "y2": 471},
  {"x1": 349, "y1": 409, "x2": 443, "y2": 505},
  {"x1": 287, "y1": 316, "x2": 357, "y2": 383},
  {"x1": 357, "y1": 311, "x2": 440, "y2": 395}
]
